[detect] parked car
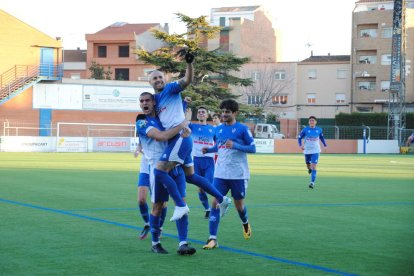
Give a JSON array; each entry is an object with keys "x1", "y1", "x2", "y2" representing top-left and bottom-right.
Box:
[{"x1": 254, "y1": 123, "x2": 285, "y2": 139}]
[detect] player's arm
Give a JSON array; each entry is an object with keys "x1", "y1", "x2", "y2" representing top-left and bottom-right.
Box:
[
  {"x1": 298, "y1": 129, "x2": 306, "y2": 147},
  {"x1": 226, "y1": 128, "x2": 256, "y2": 153},
  {"x1": 178, "y1": 51, "x2": 194, "y2": 89},
  {"x1": 202, "y1": 144, "x2": 218, "y2": 154},
  {"x1": 319, "y1": 132, "x2": 327, "y2": 147},
  {"x1": 147, "y1": 122, "x2": 186, "y2": 142},
  {"x1": 134, "y1": 142, "x2": 142, "y2": 158}
]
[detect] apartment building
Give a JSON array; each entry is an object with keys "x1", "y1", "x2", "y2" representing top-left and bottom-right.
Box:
[
  {"x1": 63, "y1": 48, "x2": 87, "y2": 79},
  {"x1": 208, "y1": 6, "x2": 280, "y2": 62},
  {"x1": 296, "y1": 55, "x2": 351, "y2": 119},
  {"x1": 84, "y1": 22, "x2": 168, "y2": 81},
  {"x1": 351, "y1": 0, "x2": 414, "y2": 113}
]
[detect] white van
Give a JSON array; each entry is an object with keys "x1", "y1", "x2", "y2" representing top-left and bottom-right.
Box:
[{"x1": 254, "y1": 123, "x2": 285, "y2": 139}]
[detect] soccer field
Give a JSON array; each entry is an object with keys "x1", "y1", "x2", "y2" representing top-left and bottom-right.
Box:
[{"x1": 0, "y1": 152, "x2": 413, "y2": 275}]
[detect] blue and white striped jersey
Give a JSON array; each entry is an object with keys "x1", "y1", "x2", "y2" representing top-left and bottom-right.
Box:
[{"x1": 154, "y1": 81, "x2": 185, "y2": 130}]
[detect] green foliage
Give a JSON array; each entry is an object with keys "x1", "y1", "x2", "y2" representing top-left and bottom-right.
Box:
[
  {"x1": 336, "y1": 112, "x2": 388, "y2": 126},
  {"x1": 88, "y1": 61, "x2": 112, "y2": 80},
  {"x1": 133, "y1": 13, "x2": 252, "y2": 114}
]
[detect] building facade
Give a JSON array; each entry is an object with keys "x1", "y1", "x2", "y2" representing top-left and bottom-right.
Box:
[{"x1": 351, "y1": 0, "x2": 414, "y2": 113}]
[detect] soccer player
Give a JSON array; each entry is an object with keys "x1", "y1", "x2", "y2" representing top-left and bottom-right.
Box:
[
  {"x1": 212, "y1": 113, "x2": 222, "y2": 126},
  {"x1": 297, "y1": 116, "x2": 327, "y2": 189},
  {"x1": 201, "y1": 99, "x2": 256, "y2": 249},
  {"x1": 149, "y1": 51, "x2": 231, "y2": 222},
  {"x1": 189, "y1": 106, "x2": 216, "y2": 219},
  {"x1": 136, "y1": 92, "x2": 196, "y2": 255},
  {"x1": 133, "y1": 143, "x2": 167, "y2": 240}
]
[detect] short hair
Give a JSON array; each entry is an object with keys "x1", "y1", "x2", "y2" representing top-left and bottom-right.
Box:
[
  {"x1": 197, "y1": 106, "x2": 207, "y2": 111},
  {"x1": 309, "y1": 116, "x2": 317, "y2": 120},
  {"x1": 212, "y1": 113, "x2": 220, "y2": 119},
  {"x1": 136, "y1": 114, "x2": 146, "y2": 122},
  {"x1": 219, "y1": 99, "x2": 239, "y2": 112},
  {"x1": 139, "y1": 92, "x2": 154, "y2": 100}
]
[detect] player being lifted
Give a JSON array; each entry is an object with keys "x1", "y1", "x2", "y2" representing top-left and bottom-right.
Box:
[
  {"x1": 297, "y1": 116, "x2": 327, "y2": 189},
  {"x1": 149, "y1": 50, "x2": 231, "y2": 221}
]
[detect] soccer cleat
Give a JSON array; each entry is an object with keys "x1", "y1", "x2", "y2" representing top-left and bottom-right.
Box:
[
  {"x1": 202, "y1": 238, "x2": 218, "y2": 250},
  {"x1": 204, "y1": 210, "x2": 210, "y2": 219},
  {"x1": 218, "y1": 196, "x2": 232, "y2": 217},
  {"x1": 151, "y1": 243, "x2": 168, "y2": 254},
  {"x1": 242, "y1": 223, "x2": 252, "y2": 239},
  {"x1": 170, "y1": 205, "x2": 190, "y2": 221},
  {"x1": 308, "y1": 168, "x2": 312, "y2": 174},
  {"x1": 309, "y1": 182, "x2": 314, "y2": 189},
  {"x1": 177, "y1": 243, "x2": 196, "y2": 255},
  {"x1": 139, "y1": 225, "x2": 150, "y2": 240}
]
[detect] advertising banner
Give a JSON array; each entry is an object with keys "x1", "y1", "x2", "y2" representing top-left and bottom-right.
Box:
[
  {"x1": 254, "y1": 139, "x2": 274, "y2": 153},
  {"x1": 57, "y1": 137, "x2": 88, "y2": 152},
  {"x1": 0, "y1": 136, "x2": 55, "y2": 152},
  {"x1": 92, "y1": 137, "x2": 131, "y2": 152}
]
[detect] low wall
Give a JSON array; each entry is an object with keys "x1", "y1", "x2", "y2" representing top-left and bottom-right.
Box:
[{"x1": 274, "y1": 139, "x2": 357, "y2": 154}]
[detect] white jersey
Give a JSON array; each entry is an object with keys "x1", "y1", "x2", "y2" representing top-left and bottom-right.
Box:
[
  {"x1": 214, "y1": 122, "x2": 255, "y2": 180},
  {"x1": 136, "y1": 116, "x2": 167, "y2": 166},
  {"x1": 154, "y1": 81, "x2": 185, "y2": 129}
]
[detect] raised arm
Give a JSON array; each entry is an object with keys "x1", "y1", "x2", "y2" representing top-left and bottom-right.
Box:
[{"x1": 178, "y1": 51, "x2": 194, "y2": 90}]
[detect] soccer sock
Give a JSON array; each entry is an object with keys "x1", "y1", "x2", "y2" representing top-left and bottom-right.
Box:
[
  {"x1": 186, "y1": 174, "x2": 224, "y2": 204},
  {"x1": 208, "y1": 208, "x2": 220, "y2": 236},
  {"x1": 311, "y1": 169, "x2": 317, "y2": 182},
  {"x1": 160, "y1": 206, "x2": 167, "y2": 228},
  {"x1": 149, "y1": 214, "x2": 161, "y2": 243},
  {"x1": 154, "y1": 168, "x2": 186, "y2": 207},
  {"x1": 176, "y1": 214, "x2": 188, "y2": 243},
  {"x1": 198, "y1": 191, "x2": 210, "y2": 210},
  {"x1": 237, "y1": 207, "x2": 248, "y2": 224},
  {"x1": 139, "y1": 202, "x2": 149, "y2": 224}
]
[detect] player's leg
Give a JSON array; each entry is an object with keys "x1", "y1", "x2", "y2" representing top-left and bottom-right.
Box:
[
  {"x1": 231, "y1": 179, "x2": 251, "y2": 239},
  {"x1": 203, "y1": 178, "x2": 230, "y2": 249},
  {"x1": 170, "y1": 166, "x2": 196, "y2": 255},
  {"x1": 309, "y1": 153, "x2": 319, "y2": 189},
  {"x1": 194, "y1": 157, "x2": 210, "y2": 218},
  {"x1": 305, "y1": 154, "x2": 312, "y2": 174},
  {"x1": 138, "y1": 185, "x2": 150, "y2": 239}
]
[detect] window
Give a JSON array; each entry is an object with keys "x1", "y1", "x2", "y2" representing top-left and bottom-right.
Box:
[
  {"x1": 274, "y1": 70, "x2": 286, "y2": 80},
  {"x1": 272, "y1": 95, "x2": 288, "y2": 105},
  {"x1": 337, "y1": 69, "x2": 347, "y2": 79},
  {"x1": 381, "y1": 27, "x2": 392, "y2": 38},
  {"x1": 307, "y1": 93, "x2": 316, "y2": 104},
  {"x1": 119, "y1": 45, "x2": 130, "y2": 57},
  {"x1": 247, "y1": 95, "x2": 262, "y2": 105},
  {"x1": 307, "y1": 69, "x2": 317, "y2": 79},
  {"x1": 356, "y1": 106, "x2": 373, "y2": 113},
  {"x1": 250, "y1": 71, "x2": 261, "y2": 81},
  {"x1": 381, "y1": 81, "x2": 390, "y2": 91},
  {"x1": 360, "y1": 29, "x2": 377, "y2": 38},
  {"x1": 358, "y1": 81, "x2": 376, "y2": 90},
  {"x1": 359, "y1": 55, "x2": 377, "y2": 64},
  {"x1": 336, "y1": 93, "x2": 346, "y2": 103},
  {"x1": 98, "y1": 46, "x2": 107, "y2": 58},
  {"x1": 381, "y1": 54, "x2": 391, "y2": 65},
  {"x1": 115, "y1": 68, "x2": 129, "y2": 80}
]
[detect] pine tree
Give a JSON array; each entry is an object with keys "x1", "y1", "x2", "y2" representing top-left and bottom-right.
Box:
[{"x1": 134, "y1": 13, "x2": 254, "y2": 117}]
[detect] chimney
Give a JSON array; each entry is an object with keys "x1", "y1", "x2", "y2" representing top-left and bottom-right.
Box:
[
  {"x1": 164, "y1": 23, "x2": 169, "y2": 34},
  {"x1": 77, "y1": 47, "x2": 80, "y2": 50},
  {"x1": 328, "y1": 52, "x2": 331, "y2": 56},
  {"x1": 311, "y1": 50, "x2": 313, "y2": 56}
]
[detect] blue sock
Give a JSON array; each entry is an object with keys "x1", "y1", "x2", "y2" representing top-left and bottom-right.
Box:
[
  {"x1": 149, "y1": 214, "x2": 161, "y2": 243},
  {"x1": 237, "y1": 207, "x2": 248, "y2": 224},
  {"x1": 154, "y1": 168, "x2": 186, "y2": 207},
  {"x1": 186, "y1": 174, "x2": 223, "y2": 203},
  {"x1": 311, "y1": 170, "x2": 317, "y2": 182},
  {"x1": 198, "y1": 192, "x2": 210, "y2": 210},
  {"x1": 139, "y1": 203, "x2": 149, "y2": 224},
  {"x1": 160, "y1": 206, "x2": 167, "y2": 228},
  {"x1": 208, "y1": 208, "x2": 220, "y2": 236},
  {"x1": 176, "y1": 214, "x2": 188, "y2": 243}
]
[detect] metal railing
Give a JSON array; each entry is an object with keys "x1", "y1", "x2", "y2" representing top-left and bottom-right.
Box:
[{"x1": 0, "y1": 64, "x2": 63, "y2": 101}]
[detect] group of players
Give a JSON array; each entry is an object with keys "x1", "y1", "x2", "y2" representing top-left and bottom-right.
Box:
[
  {"x1": 133, "y1": 51, "x2": 327, "y2": 255},
  {"x1": 133, "y1": 51, "x2": 255, "y2": 255}
]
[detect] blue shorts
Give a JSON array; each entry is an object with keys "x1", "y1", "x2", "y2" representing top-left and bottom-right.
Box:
[
  {"x1": 160, "y1": 135, "x2": 193, "y2": 166},
  {"x1": 305, "y1": 153, "x2": 319, "y2": 164},
  {"x1": 150, "y1": 165, "x2": 187, "y2": 203},
  {"x1": 194, "y1": 156, "x2": 215, "y2": 183},
  {"x1": 213, "y1": 178, "x2": 248, "y2": 201},
  {"x1": 137, "y1": 157, "x2": 150, "y2": 187}
]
